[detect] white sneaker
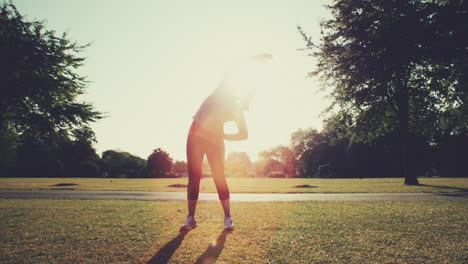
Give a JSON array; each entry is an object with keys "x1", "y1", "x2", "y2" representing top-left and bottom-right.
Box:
[
  {"x1": 180, "y1": 216, "x2": 197, "y2": 231},
  {"x1": 224, "y1": 216, "x2": 234, "y2": 230}
]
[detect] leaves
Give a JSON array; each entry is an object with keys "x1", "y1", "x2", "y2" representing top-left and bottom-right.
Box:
[
  {"x1": 302, "y1": 0, "x2": 467, "y2": 141},
  {"x1": 147, "y1": 148, "x2": 173, "y2": 178},
  {"x1": 0, "y1": 2, "x2": 102, "y2": 138}
]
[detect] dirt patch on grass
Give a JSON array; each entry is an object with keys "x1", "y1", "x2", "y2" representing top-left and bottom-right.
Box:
[
  {"x1": 294, "y1": 184, "x2": 318, "y2": 188},
  {"x1": 167, "y1": 184, "x2": 188, "y2": 188},
  {"x1": 50, "y1": 183, "x2": 79, "y2": 187}
]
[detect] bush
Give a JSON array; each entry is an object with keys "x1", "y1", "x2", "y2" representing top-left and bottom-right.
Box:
[
  {"x1": 15, "y1": 139, "x2": 64, "y2": 177},
  {"x1": 160, "y1": 172, "x2": 184, "y2": 178},
  {"x1": 0, "y1": 129, "x2": 18, "y2": 177},
  {"x1": 436, "y1": 135, "x2": 468, "y2": 177},
  {"x1": 102, "y1": 150, "x2": 147, "y2": 178},
  {"x1": 76, "y1": 160, "x2": 102, "y2": 178},
  {"x1": 268, "y1": 171, "x2": 285, "y2": 178},
  {"x1": 316, "y1": 163, "x2": 334, "y2": 178}
]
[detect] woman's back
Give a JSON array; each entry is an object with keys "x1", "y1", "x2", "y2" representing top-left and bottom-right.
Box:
[{"x1": 193, "y1": 93, "x2": 239, "y2": 136}]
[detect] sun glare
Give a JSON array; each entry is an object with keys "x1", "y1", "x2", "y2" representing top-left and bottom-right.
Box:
[{"x1": 220, "y1": 56, "x2": 319, "y2": 160}]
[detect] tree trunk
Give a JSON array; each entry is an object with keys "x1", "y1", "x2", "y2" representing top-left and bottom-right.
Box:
[{"x1": 398, "y1": 84, "x2": 419, "y2": 185}]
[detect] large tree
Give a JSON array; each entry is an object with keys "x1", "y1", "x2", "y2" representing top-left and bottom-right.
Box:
[
  {"x1": 0, "y1": 2, "x2": 102, "y2": 138},
  {"x1": 147, "y1": 148, "x2": 173, "y2": 178},
  {"x1": 300, "y1": 0, "x2": 467, "y2": 184},
  {"x1": 259, "y1": 145, "x2": 297, "y2": 178},
  {"x1": 170, "y1": 160, "x2": 188, "y2": 177},
  {"x1": 103, "y1": 150, "x2": 148, "y2": 178},
  {"x1": 225, "y1": 152, "x2": 252, "y2": 178},
  {"x1": 291, "y1": 128, "x2": 331, "y2": 178}
]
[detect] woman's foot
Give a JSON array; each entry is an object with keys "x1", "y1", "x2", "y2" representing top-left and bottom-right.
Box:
[
  {"x1": 180, "y1": 216, "x2": 197, "y2": 231},
  {"x1": 224, "y1": 216, "x2": 234, "y2": 230}
]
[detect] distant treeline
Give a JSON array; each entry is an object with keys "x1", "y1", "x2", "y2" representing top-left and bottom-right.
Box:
[
  {"x1": 250, "y1": 128, "x2": 467, "y2": 179},
  {"x1": 0, "y1": 127, "x2": 466, "y2": 178},
  {"x1": 0, "y1": 129, "x2": 185, "y2": 178},
  {"x1": 288, "y1": 128, "x2": 467, "y2": 179}
]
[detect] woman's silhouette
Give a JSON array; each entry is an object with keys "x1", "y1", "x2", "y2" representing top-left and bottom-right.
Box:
[{"x1": 181, "y1": 54, "x2": 272, "y2": 231}]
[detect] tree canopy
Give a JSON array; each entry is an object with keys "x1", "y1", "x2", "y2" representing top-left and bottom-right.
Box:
[
  {"x1": 259, "y1": 145, "x2": 297, "y2": 178},
  {"x1": 300, "y1": 0, "x2": 467, "y2": 184},
  {"x1": 147, "y1": 148, "x2": 173, "y2": 178},
  {"x1": 103, "y1": 150, "x2": 148, "y2": 178},
  {"x1": 0, "y1": 2, "x2": 102, "y2": 139},
  {"x1": 0, "y1": 1, "x2": 103, "y2": 177},
  {"x1": 225, "y1": 152, "x2": 252, "y2": 177}
]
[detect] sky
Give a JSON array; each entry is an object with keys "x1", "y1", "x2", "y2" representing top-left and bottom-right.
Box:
[{"x1": 13, "y1": 0, "x2": 332, "y2": 161}]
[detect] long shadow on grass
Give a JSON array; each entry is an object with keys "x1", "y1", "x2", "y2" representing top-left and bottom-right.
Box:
[
  {"x1": 419, "y1": 184, "x2": 468, "y2": 192},
  {"x1": 195, "y1": 229, "x2": 231, "y2": 264},
  {"x1": 147, "y1": 230, "x2": 188, "y2": 264}
]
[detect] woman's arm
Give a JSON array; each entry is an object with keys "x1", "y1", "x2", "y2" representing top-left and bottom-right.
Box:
[{"x1": 223, "y1": 112, "x2": 248, "y2": 141}]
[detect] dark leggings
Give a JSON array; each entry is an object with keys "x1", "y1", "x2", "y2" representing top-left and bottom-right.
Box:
[{"x1": 186, "y1": 135, "x2": 230, "y2": 200}]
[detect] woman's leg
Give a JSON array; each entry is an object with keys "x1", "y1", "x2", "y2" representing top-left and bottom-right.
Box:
[
  {"x1": 186, "y1": 136, "x2": 205, "y2": 217},
  {"x1": 206, "y1": 142, "x2": 231, "y2": 217}
]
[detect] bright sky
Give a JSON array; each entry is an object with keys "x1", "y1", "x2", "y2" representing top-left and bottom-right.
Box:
[{"x1": 14, "y1": 0, "x2": 332, "y2": 161}]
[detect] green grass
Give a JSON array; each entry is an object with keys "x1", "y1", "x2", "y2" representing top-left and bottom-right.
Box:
[
  {"x1": 0, "y1": 199, "x2": 466, "y2": 263},
  {"x1": 0, "y1": 177, "x2": 467, "y2": 193}
]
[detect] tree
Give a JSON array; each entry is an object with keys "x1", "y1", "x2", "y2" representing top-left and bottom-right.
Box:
[
  {"x1": 291, "y1": 128, "x2": 331, "y2": 177},
  {"x1": 300, "y1": 0, "x2": 467, "y2": 184},
  {"x1": 259, "y1": 145, "x2": 297, "y2": 177},
  {"x1": 60, "y1": 129, "x2": 102, "y2": 178},
  {"x1": 102, "y1": 150, "x2": 147, "y2": 178},
  {"x1": 225, "y1": 152, "x2": 252, "y2": 177},
  {"x1": 435, "y1": 135, "x2": 468, "y2": 177},
  {"x1": 147, "y1": 148, "x2": 173, "y2": 178},
  {"x1": 171, "y1": 160, "x2": 188, "y2": 177},
  {"x1": 0, "y1": 128, "x2": 18, "y2": 176},
  {"x1": 0, "y1": 2, "x2": 102, "y2": 139},
  {"x1": 15, "y1": 136, "x2": 64, "y2": 177}
]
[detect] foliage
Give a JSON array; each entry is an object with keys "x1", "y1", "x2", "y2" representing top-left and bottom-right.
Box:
[
  {"x1": 147, "y1": 148, "x2": 173, "y2": 178},
  {"x1": 265, "y1": 160, "x2": 283, "y2": 176},
  {"x1": 291, "y1": 124, "x2": 439, "y2": 179},
  {"x1": 291, "y1": 128, "x2": 331, "y2": 177},
  {"x1": 259, "y1": 145, "x2": 297, "y2": 177},
  {"x1": 0, "y1": 2, "x2": 104, "y2": 178},
  {"x1": 0, "y1": 128, "x2": 18, "y2": 176},
  {"x1": 12, "y1": 133, "x2": 102, "y2": 178},
  {"x1": 102, "y1": 150, "x2": 147, "y2": 178},
  {"x1": 170, "y1": 160, "x2": 188, "y2": 177},
  {"x1": 60, "y1": 133, "x2": 102, "y2": 178},
  {"x1": 267, "y1": 171, "x2": 285, "y2": 178},
  {"x1": 15, "y1": 137, "x2": 64, "y2": 178},
  {"x1": 0, "y1": 2, "x2": 102, "y2": 138},
  {"x1": 225, "y1": 152, "x2": 252, "y2": 178},
  {"x1": 435, "y1": 135, "x2": 468, "y2": 177},
  {"x1": 300, "y1": 0, "x2": 467, "y2": 184}
]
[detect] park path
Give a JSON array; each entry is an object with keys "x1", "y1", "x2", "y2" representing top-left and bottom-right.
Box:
[{"x1": 0, "y1": 190, "x2": 467, "y2": 201}]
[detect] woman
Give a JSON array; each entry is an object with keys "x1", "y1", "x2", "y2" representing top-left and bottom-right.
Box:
[{"x1": 181, "y1": 75, "x2": 249, "y2": 231}]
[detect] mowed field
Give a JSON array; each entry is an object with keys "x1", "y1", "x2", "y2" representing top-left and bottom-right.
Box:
[
  {"x1": 0, "y1": 199, "x2": 466, "y2": 263},
  {"x1": 1, "y1": 178, "x2": 467, "y2": 263},
  {"x1": 0, "y1": 177, "x2": 467, "y2": 193}
]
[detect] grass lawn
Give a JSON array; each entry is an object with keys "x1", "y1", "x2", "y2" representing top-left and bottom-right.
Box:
[
  {"x1": 0, "y1": 199, "x2": 466, "y2": 263},
  {"x1": 0, "y1": 177, "x2": 467, "y2": 193}
]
